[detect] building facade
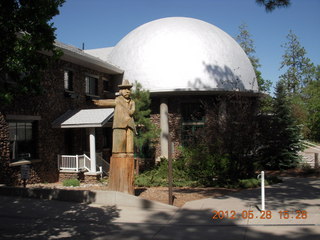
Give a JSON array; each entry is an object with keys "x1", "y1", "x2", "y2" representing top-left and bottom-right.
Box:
[
  {"x1": 1, "y1": 17, "x2": 260, "y2": 185},
  {"x1": 0, "y1": 42, "x2": 123, "y2": 185}
]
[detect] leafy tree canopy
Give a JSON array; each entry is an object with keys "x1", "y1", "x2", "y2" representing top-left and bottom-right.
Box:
[
  {"x1": 279, "y1": 30, "x2": 316, "y2": 94},
  {"x1": 0, "y1": 0, "x2": 65, "y2": 103}
]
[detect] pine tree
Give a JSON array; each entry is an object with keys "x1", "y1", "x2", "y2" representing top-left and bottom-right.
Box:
[
  {"x1": 235, "y1": 23, "x2": 271, "y2": 93},
  {"x1": 279, "y1": 30, "x2": 315, "y2": 94},
  {"x1": 131, "y1": 81, "x2": 159, "y2": 158},
  {"x1": 259, "y1": 82, "x2": 302, "y2": 169},
  {"x1": 302, "y1": 65, "x2": 320, "y2": 141}
]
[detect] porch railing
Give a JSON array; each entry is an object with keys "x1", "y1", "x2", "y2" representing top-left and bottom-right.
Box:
[{"x1": 58, "y1": 153, "x2": 109, "y2": 174}]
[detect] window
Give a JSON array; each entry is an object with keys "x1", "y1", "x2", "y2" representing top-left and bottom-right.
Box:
[
  {"x1": 9, "y1": 121, "x2": 37, "y2": 161},
  {"x1": 64, "y1": 70, "x2": 74, "y2": 91},
  {"x1": 181, "y1": 102, "x2": 205, "y2": 146},
  {"x1": 103, "y1": 79, "x2": 110, "y2": 92},
  {"x1": 85, "y1": 75, "x2": 98, "y2": 96}
]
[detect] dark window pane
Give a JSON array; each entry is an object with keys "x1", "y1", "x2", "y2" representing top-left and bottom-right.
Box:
[{"x1": 17, "y1": 123, "x2": 25, "y2": 141}]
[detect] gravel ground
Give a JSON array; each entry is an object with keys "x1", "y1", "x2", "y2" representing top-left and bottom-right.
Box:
[
  {"x1": 26, "y1": 168, "x2": 319, "y2": 207},
  {"x1": 27, "y1": 182, "x2": 239, "y2": 207}
]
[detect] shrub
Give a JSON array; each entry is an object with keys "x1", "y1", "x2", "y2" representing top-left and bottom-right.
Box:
[
  {"x1": 62, "y1": 178, "x2": 80, "y2": 187},
  {"x1": 238, "y1": 178, "x2": 261, "y2": 188},
  {"x1": 134, "y1": 159, "x2": 196, "y2": 187}
]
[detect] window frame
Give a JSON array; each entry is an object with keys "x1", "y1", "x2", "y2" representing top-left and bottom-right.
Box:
[
  {"x1": 85, "y1": 74, "x2": 99, "y2": 97},
  {"x1": 180, "y1": 102, "x2": 205, "y2": 146},
  {"x1": 64, "y1": 69, "x2": 74, "y2": 92},
  {"x1": 8, "y1": 120, "x2": 38, "y2": 162}
]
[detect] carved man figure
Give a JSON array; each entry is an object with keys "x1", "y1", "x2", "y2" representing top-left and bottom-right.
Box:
[{"x1": 93, "y1": 80, "x2": 136, "y2": 154}]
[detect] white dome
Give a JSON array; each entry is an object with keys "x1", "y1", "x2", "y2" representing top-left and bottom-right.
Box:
[{"x1": 108, "y1": 17, "x2": 258, "y2": 93}]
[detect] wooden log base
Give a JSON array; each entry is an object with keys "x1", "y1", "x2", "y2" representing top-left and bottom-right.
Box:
[{"x1": 108, "y1": 153, "x2": 135, "y2": 195}]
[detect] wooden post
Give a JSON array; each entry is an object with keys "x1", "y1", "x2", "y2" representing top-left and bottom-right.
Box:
[
  {"x1": 168, "y1": 136, "x2": 173, "y2": 205},
  {"x1": 108, "y1": 153, "x2": 135, "y2": 195},
  {"x1": 315, "y1": 153, "x2": 319, "y2": 169}
]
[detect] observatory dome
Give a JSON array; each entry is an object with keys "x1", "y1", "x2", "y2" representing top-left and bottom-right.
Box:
[{"x1": 108, "y1": 17, "x2": 258, "y2": 93}]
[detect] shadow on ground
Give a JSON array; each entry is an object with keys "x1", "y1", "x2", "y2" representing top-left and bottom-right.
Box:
[{"x1": 0, "y1": 177, "x2": 319, "y2": 240}]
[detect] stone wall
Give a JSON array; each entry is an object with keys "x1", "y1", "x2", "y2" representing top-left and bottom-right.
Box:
[
  {"x1": 0, "y1": 59, "x2": 117, "y2": 185},
  {"x1": 149, "y1": 94, "x2": 260, "y2": 163}
]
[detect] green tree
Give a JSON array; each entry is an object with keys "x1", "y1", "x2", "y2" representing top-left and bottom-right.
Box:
[
  {"x1": 279, "y1": 30, "x2": 316, "y2": 94},
  {"x1": 256, "y1": 0, "x2": 291, "y2": 12},
  {"x1": 302, "y1": 66, "x2": 320, "y2": 141},
  {"x1": 131, "y1": 81, "x2": 159, "y2": 158},
  {"x1": 235, "y1": 23, "x2": 271, "y2": 93},
  {"x1": 0, "y1": 0, "x2": 65, "y2": 103},
  {"x1": 259, "y1": 82, "x2": 302, "y2": 169}
]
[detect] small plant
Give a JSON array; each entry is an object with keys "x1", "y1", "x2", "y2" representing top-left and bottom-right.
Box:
[
  {"x1": 62, "y1": 178, "x2": 80, "y2": 187},
  {"x1": 238, "y1": 178, "x2": 262, "y2": 188}
]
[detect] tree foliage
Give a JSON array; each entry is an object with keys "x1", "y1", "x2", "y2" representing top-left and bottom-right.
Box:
[
  {"x1": 279, "y1": 30, "x2": 316, "y2": 94},
  {"x1": 258, "y1": 82, "x2": 302, "y2": 169},
  {"x1": 131, "y1": 81, "x2": 159, "y2": 157},
  {"x1": 0, "y1": 0, "x2": 65, "y2": 103},
  {"x1": 256, "y1": 0, "x2": 291, "y2": 12},
  {"x1": 235, "y1": 23, "x2": 271, "y2": 93},
  {"x1": 182, "y1": 94, "x2": 260, "y2": 183},
  {"x1": 301, "y1": 66, "x2": 320, "y2": 141},
  {"x1": 278, "y1": 31, "x2": 319, "y2": 140}
]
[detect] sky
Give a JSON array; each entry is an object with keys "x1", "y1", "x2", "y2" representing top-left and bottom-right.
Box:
[{"x1": 52, "y1": 0, "x2": 320, "y2": 91}]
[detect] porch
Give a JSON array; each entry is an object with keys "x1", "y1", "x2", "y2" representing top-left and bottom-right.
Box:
[
  {"x1": 58, "y1": 152, "x2": 109, "y2": 173},
  {"x1": 52, "y1": 108, "x2": 114, "y2": 182},
  {"x1": 57, "y1": 152, "x2": 110, "y2": 183}
]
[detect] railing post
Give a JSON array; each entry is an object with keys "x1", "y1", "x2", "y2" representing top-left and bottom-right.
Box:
[
  {"x1": 76, "y1": 155, "x2": 79, "y2": 171},
  {"x1": 57, "y1": 154, "x2": 60, "y2": 170}
]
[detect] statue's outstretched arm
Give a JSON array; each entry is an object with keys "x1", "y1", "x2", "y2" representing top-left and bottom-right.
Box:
[{"x1": 93, "y1": 99, "x2": 116, "y2": 107}]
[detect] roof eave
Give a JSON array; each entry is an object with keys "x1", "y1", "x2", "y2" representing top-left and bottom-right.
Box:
[{"x1": 42, "y1": 41, "x2": 124, "y2": 75}]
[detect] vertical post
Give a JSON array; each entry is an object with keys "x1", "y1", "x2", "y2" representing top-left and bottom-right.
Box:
[
  {"x1": 89, "y1": 128, "x2": 96, "y2": 173},
  {"x1": 160, "y1": 98, "x2": 169, "y2": 159},
  {"x1": 76, "y1": 155, "x2": 79, "y2": 172},
  {"x1": 261, "y1": 171, "x2": 265, "y2": 211},
  {"x1": 168, "y1": 137, "x2": 173, "y2": 205},
  {"x1": 315, "y1": 153, "x2": 319, "y2": 169}
]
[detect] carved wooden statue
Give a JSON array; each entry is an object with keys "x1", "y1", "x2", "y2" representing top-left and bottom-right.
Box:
[
  {"x1": 93, "y1": 79, "x2": 136, "y2": 194},
  {"x1": 93, "y1": 79, "x2": 136, "y2": 154}
]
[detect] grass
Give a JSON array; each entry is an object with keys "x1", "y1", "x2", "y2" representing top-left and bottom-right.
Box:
[{"x1": 62, "y1": 178, "x2": 80, "y2": 187}]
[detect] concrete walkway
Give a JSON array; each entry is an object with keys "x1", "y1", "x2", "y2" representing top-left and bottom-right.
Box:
[{"x1": 0, "y1": 177, "x2": 319, "y2": 239}]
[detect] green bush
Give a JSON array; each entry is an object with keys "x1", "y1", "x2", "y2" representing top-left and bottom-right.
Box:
[
  {"x1": 135, "y1": 159, "x2": 197, "y2": 187},
  {"x1": 238, "y1": 176, "x2": 282, "y2": 189},
  {"x1": 62, "y1": 178, "x2": 80, "y2": 187},
  {"x1": 238, "y1": 178, "x2": 261, "y2": 188},
  {"x1": 178, "y1": 145, "x2": 230, "y2": 186}
]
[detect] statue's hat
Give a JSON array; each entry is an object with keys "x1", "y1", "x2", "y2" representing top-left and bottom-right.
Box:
[{"x1": 118, "y1": 79, "x2": 133, "y2": 89}]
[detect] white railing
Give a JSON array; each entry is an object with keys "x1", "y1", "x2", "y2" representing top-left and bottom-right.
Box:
[
  {"x1": 58, "y1": 155, "x2": 79, "y2": 172},
  {"x1": 96, "y1": 154, "x2": 110, "y2": 175},
  {"x1": 301, "y1": 140, "x2": 320, "y2": 151},
  {"x1": 300, "y1": 141, "x2": 320, "y2": 168},
  {"x1": 58, "y1": 153, "x2": 109, "y2": 174},
  {"x1": 78, "y1": 154, "x2": 91, "y2": 171}
]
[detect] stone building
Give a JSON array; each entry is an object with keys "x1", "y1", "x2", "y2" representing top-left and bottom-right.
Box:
[
  {"x1": 86, "y1": 17, "x2": 260, "y2": 161},
  {"x1": 0, "y1": 41, "x2": 123, "y2": 185},
  {"x1": 0, "y1": 17, "x2": 260, "y2": 185}
]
